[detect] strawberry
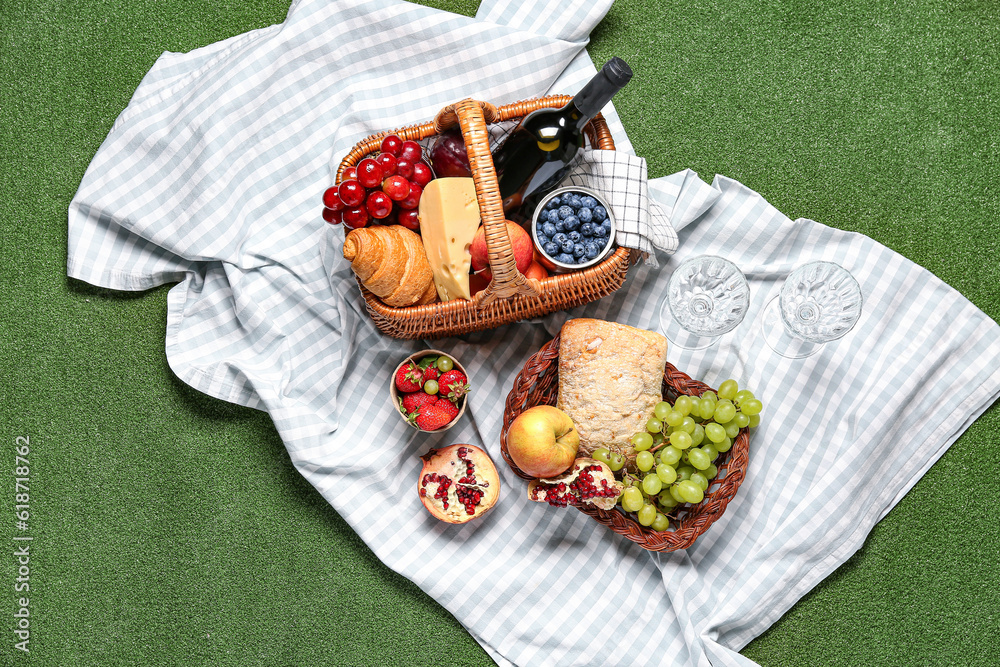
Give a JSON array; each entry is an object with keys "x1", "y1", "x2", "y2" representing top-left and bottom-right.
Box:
[
  {"x1": 434, "y1": 396, "x2": 460, "y2": 422},
  {"x1": 415, "y1": 401, "x2": 456, "y2": 431},
  {"x1": 438, "y1": 369, "x2": 470, "y2": 402},
  {"x1": 422, "y1": 366, "x2": 440, "y2": 383},
  {"x1": 402, "y1": 391, "x2": 438, "y2": 415},
  {"x1": 394, "y1": 361, "x2": 424, "y2": 393}
]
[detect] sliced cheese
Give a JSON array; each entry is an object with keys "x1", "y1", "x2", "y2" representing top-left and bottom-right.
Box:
[{"x1": 418, "y1": 178, "x2": 481, "y2": 301}]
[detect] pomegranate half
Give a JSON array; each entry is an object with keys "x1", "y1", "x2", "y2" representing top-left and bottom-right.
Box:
[
  {"x1": 418, "y1": 444, "x2": 500, "y2": 524},
  {"x1": 527, "y1": 458, "x2": 624, "y2": 511}
]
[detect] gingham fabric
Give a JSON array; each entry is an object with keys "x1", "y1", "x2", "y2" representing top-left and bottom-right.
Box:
[{"x1": 67, "y1": 1, "x2": 1000, "y2": 665}]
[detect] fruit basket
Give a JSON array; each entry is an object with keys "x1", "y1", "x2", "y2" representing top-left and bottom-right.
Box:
[
  {"x1": 500, "y1": 335, "x2": 751, "y2": 552},
  {"x1": 336, "y1": 96, "x2": 633, "y2": 340}
]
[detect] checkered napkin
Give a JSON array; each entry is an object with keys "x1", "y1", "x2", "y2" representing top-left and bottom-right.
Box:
[{"x1": 564, "y1": 149, "x2": 678, "y2": 265}]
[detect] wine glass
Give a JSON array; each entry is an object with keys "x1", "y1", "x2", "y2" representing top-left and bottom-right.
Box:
[
  {"x1": 761, "y1": 261, "x2": 863, "y2": 358},
  {"x1": 659, "y1": 255, "x2": 750, "y2": 350}
]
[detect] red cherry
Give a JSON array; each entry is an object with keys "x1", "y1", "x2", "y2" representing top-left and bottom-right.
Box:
[
  {"x1": 322, "y1": 207, "x2": 343, "y2": 224},
  {"x1": 338, "y1": 179, "x2": 366, "y2": 207},
  {"x1": 380, "y1": 134, "x2": 403, "y2": 157},
  {"x1": 366, "y1": 190, "x2": 393, "y2": 219},
  {"x1": 399, "y1": 140, "x2": 422, "y2": 163},
  {"x1": 341, "y1": 166, "x2": 357, "y2": 181},
  {"x1": 398, "y1": 181, "x2": 423, "y2": 210},
  {"x1": 396, "y1": 158, "x2": 415, "y2": 180},
  {"x1": 343, "y1": 207, "x2": 370, "y2": 229},
  {"x1": 375, "y1": 152, "x2": 398, "y2": 178},
  {"x1": 356, "y1": 158, "x2": 383, "y2": 189},
  {"x1": 322, "y1": 186, "x2": 345, "y2": 211},
  {"x1": 397, "y1": 209, "x2": 420, "y2": 231},
  {"x1": 382, "y1": 175, "x2": 410, "y2": 202},
  {"x1": 412, "y1": 161, "x2": 434, "y2": 187}
]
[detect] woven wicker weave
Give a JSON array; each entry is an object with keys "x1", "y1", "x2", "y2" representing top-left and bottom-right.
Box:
[
  {"x1": 336, "y1": 96, "x2": 633, "y2": 339},
  {"x1": 500, "y1": 335, "x2": 751, "y2": 552}
]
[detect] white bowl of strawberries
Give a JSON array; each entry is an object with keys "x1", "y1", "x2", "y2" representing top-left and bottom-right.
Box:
[{"x1": 391, "y1": 350, "x2": 470, "y2": 432}]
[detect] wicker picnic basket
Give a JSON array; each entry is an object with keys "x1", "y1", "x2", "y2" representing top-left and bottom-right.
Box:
[
  {"x1": 500, "y1": 335, "x2": 751, "y2": 552},
  {"x1": 336, "y1": 96, "x2": 633, "y2": 339}
]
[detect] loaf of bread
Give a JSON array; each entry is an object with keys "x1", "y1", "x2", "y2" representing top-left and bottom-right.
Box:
[
  {"x1": 556, "y1": 318, "x2": 668, "y2": 465},
  {"x1": 342, "y1": 225, "x2": 438, "y2": 307}
]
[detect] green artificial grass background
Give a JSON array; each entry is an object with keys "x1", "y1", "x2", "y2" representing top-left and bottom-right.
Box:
[{"x1": 1, "y1": 0, "x2": 997, "y2": 664}]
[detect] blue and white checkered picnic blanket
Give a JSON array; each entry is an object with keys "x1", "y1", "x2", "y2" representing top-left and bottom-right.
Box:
[{"x1": 68, "y1": 0, "x2": 1000, "y2": 664}]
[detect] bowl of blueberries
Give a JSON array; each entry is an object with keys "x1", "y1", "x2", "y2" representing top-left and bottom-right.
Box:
[{"x1": 530, "y1": 186, "x2": 616, "y2": 274}]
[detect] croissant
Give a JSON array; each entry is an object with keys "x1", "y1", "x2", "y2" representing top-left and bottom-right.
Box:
[{"x1": 342, "y1": 225, "x2": 438, "y2": 307}]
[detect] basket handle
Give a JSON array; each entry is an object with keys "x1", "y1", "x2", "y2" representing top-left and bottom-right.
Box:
[{"x1": 434, "y1": 98, "x2": 540, "y2": 307}]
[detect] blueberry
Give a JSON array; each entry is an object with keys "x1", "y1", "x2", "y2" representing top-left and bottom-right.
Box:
[
  {"x1": 552, "y1": 232, "x2": 568, "y2": 245},
  {"x1": 580, "y1": 195, "x2": 598, "y2": 209},
  {"x1": 556, "y1": 252, "x2": 576, "y2": 264},
  {"x1": 543, "y1": 241, "x2": 559, "y2": 256},
  {"x1": 568, "y1": 230, "x2": 582, "y2": 243},
  {"x1": 572, "y1": 243, "x2": 586, "y2": 258},
  {"x1": 580, "y1": 222, "x2": 594, "y2": 237},
  {"x1": 585, "y1": 241, "x2": 602, "y2": 259},
  {"x1": 592, "y1": 205, "x2": 607, "y2": 222},
  {"x1": 577, "y1": 207, "x2": 593, "y2": 223},
  {"x1": 548, "y1": 195, "x2": 562, "y2": 208},
  {"x1": 554, "y1": 220, "x2": 566, "y2": 233},
  {"x1": 536, "y1": 233, "x2": 550, "y2": 246},
  {"x1": 558, "y1": 205, "x2": 574, "y2": 220},
  {"x1": 560, "y1": 238, "x2": 575, "y2": 254},
  {"x1": 541, "y1": 221, "x2": 557, "y2": 237},
  {"x1": 595, "y1": 221, "x2": 611, "y2": 237},
  {"x1": 563, "y1": 215, "x2": 580, "y2": 231}
]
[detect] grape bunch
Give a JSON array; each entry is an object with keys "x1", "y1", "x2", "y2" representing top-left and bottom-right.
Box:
[
  {"x1": 591, "y1": 378, "x2": 762, "y2": 532},
  {"x1": 321, "y1": 134, "x2": 435, "y2": 231}
]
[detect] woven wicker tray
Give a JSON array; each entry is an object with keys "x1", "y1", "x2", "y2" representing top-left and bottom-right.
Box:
[
  {"x1": 499, "y1": 335, "x2": 751, "y2": 552},
  {"x1": 336, "y1": 96, "x2": 634, "y2": 339}
]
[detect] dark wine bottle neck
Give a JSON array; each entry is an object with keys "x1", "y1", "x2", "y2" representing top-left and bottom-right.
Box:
[{"x1": 568, "y1": 58, "x2": 632, "y2": 128}]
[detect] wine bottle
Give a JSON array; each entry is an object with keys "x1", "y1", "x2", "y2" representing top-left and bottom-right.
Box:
[{"x1": 492, "y1": 57, "x2": 633, "y2": 223}]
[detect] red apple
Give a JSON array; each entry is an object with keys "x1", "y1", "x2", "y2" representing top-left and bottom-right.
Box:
[
  {"x1": 469, "y1": 271, "x2": 490, "y2": 297},
  {"x1": 506, "y1": 406, "x2": 580, "y2": 479},
  {"x1": 524, "y1": 261, "x2": 549, "y2": 280},
  {"x1": 470, "y1": 221, "x2": 533, "y2": 275}
]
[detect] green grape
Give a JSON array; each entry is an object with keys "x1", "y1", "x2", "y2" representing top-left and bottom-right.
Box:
[
  {"x1": 608, "y1": 452, "x2": 625, "y2": 471},
  {"x1": 591, "y1": 447, "x2": 611, "y2": 465},
  {"x1": 664, "y1": 410, "x2": 684, "y2": 427},
  {"x1": 698, "y1": 398, "x2": 716, "y2": 420},
  {"x1": 642, "y1": 474, "x2": 663, "y2": 495},
  {"x1": 701, "y1": 444, "x2": 719, "y2": 461},
  {"x1": 674, "y1": 395, "x2": 694, "y2": 416},
  {"x1": 733, "y1": 389, "x2": 754, "y2": 406},
  {"x1": 715, "y1": 436, "x2": 732, "y2": 453},
  {"x1": 436, "y1": 356, "x2": 454, "y2": 372},
  {"x1": 651, "y1": 432, "x2": 665, "y2": 446},
  {"x1": 651, "y1": 512, "x2": 670, "y2": 531},
  {"x1": 725, "y1": 422, "x2": 741, "y2": 439},
  {"x1": 714, "y1": 400, "x2": 737, "y2": 424},
  {"x1": 653, "y1": 401, "x2": 672, "y2": 420},
  {"x1": 690, "y1": 472, "x2": 709, "y2": 491},
  {"x1": 742, "y1": 398, "x2": 763, "y2": 416},
  {"x1": 637, "y1": 503, "x2": 657, "y2": 526},
  {"x1": 705, "y1": 423, "x2": 727, "y2": 443},
  {"x1": 636, "y1": 451, "x2": 655, "y2": 472},
  {"x1": 717, "y1": 379, "x2": 739, "y2": 400},
  {"x1": 701, "y1": 390, "x2": 717, "y2": 402},
  {"x1": 748, "y1": 414, "x2": 761, "y2": 428},
  {"x1": 621, "y1": 487, "x2": 644, "y2": 512},
  {"x1": 676, "y1": 479, "x2": 705, "y2": 504},
  {"x1": 680, "y1": 417, "x2": 697, "y2": 434},
  {"x1": 676, "y1": 465, "x2": 695, "y2": 482},
  {"x1": 670, "y1": 430, "x2": 693, "y2": 450},
  {"x1": 691, "y1": 424, "x2": 705, "y2": 447},
  {"x1": 631, "y1": 431, "x2": 654, "y2": 452},
  {"x1": 659, "y1": 445, "x2": 682, "y2": 466},
  {"x1": 687, "y1": 447, "x2": 711, "y2": 470},
  {"x1": 424, "y1": 379, "x2": 439, "y2": 395},
  {"x1": 733, "y1": 413, "x2": 751, "y2": 429},
  {"x1": 669, "y1": 484, "x2": 685, "y2": 503},
  {"x1": 704, "y1": 463, "x2": 718, "y2": 479},
  {"x1": 646, "y1": 417, "x2": 663, "y2": 434},
  {"x1": 656, "y1": 464, "x2": 677, "y2": 485},
  {"x1": 658, "y1": 490, "x2": 680, "y2": 509}
]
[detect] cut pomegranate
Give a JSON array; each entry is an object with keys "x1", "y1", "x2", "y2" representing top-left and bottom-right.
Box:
[
  {"x1": 527, "y1": 458, "x2": 624, "y2": 511},
  {"x1": 418, "y1": 444, "x2": 500, "y2": 524}
]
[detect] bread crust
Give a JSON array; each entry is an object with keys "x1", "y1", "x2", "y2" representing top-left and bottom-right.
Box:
[{"x1": 556, "y1": 318, "x2": 668, "y2": 459}]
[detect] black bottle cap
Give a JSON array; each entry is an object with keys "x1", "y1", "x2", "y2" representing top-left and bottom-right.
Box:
[{"x1": 602, "y1": 57, "x2": 633, "y2": 87}]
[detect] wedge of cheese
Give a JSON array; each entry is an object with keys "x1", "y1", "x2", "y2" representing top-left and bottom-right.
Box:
[{"x1": 418, "y1": 178, "x2": 481, "y2": 301}]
